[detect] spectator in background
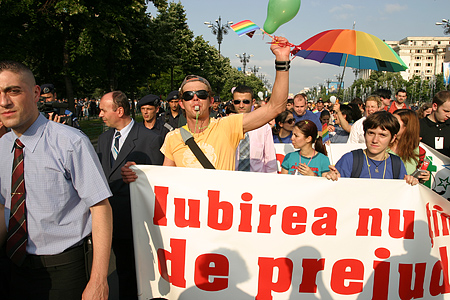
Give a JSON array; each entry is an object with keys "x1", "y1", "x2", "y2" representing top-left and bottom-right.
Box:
[
  {"x1": 330, "y1": 104, "x2": 353, "y2": 143},
  {"x1": 225, "y1": 102, "x2": 237, "y2": 116},
  {"x1": 374, "y1": 88, "x2": 392, "y2": 111},
  {"x1": 351, "y1": 97, "x2": 365, "y2": 115},
  {"x1": 89, "y1": 98, "x2": 97, "y2": 117},
  {"x1": 137, "y1": 94, "x2": 171, "y2": 139},
  {"x1": 417, "y1": 102, "x2": 433, "y2": 119},
  {"x1": 387, "y1": 88, "x2": 409, "y2": 113},
  {"x1": 165, "y1": 90, "x2": 185, "y2": 129},
  {"x1": 348, "y1": 102, "x2": 363, "y2": 123},
  {"x1": 210, "y1": 96, "x2": 222, "y2": 118},
  {"x1": 347, "y1": 95, "x2": 382, "y2": 143},
  {"x1": 272, "y1": 110, "x2": 294, "y2": 143},
  {"x1": 292, "y1": 93, "x2": 322, "y2": 134},
  {"x1": 315, "y1": 99, "x2": 325, "y2": 115},
  {"x1": 419, "y1": 90, "x2": 450, "y2": 157},
  {"x1": 286, "y1": 97, "x2": 294, "y2": 111},
  {"x1": 281, "y1": 120, "x2": 329, "y2": 176},
  {"x1": 233, "y1": 85, "x2": 277, "y2": 173},
  {"x1": 320, "y1": 110, "x2": 330, "y2": 126}
]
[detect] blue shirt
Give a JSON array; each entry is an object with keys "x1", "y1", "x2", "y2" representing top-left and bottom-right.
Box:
[
  {"x1": 330, "y1": 126, "x2": 350, "y2": 143},
  {"x1": 273, "y1": 132, "x2": 292, "y2": 143},
  {"x1": 335, "y1": 151, "x2": 407, "y2": 179},
  {"x1": 293, "y1": 110, "x2": 322, "y2": 132},
  {"x1": 0, "y1": 114, "x2": 112, "y2": 255}
]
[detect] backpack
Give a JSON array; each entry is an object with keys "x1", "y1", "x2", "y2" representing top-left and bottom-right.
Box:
[{"x1": 350, "y1": 149, "x2": 402, "y2": 179}]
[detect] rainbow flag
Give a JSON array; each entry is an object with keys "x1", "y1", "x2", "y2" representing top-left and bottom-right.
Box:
[
  {"x1": 231, "y1": 20, "x2": 261, "y2": 37},
  {"x1": 322, "y1": 123, "x2": 330, "y2": 143}
]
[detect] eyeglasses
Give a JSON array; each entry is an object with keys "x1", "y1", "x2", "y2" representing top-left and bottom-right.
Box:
[
  {"x1": 233, "y1": 100, "x2": 251, "y2": 105},
  {"x1": 182, "y1": 90, "x2": 209, "y2": 101},
  {"x1": 284, "y1": 118, "x2": 295, "y2": 124}
]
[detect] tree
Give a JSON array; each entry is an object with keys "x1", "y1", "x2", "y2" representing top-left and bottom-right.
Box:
[{"x1": 0, "y1": 0, "x2": 267, "y2": 107}]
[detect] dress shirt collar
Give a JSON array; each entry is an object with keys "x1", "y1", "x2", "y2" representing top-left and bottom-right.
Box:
[
  {"x1": 10, "y1": 114, "x2": 48, "y2": 154},
  {"x1": 114, "y1": 119, "x2": 134, "y2": 145}
]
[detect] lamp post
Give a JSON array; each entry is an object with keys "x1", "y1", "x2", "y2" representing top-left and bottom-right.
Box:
[
  {"x1": 250, "y1": 65, "x2": 261, "y2": 75},
  {"x1": 436, "y1": 19, "x2": 450, "y2": 35},
  {"x1": 335, "y1": 74, "x2": 344, "y2": 99},
  {"x1": 204, "y1": 16, "x2": 233, "y2": 56},
  {"x1": 236, "y1": 53, "x2": 253, "y2": 74}
]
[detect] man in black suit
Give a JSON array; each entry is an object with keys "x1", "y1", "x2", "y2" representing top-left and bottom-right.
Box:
[{"x1": 96, "y1": 91, "x2": 164, "y2": 299}]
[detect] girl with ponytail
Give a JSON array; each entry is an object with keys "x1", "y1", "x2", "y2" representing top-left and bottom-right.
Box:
[{"x1": 281, "y1": 120, "x2": 330, "y2": 176}]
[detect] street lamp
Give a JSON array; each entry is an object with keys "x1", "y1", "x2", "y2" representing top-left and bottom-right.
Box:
[
  {"x1": 335, "y1": 74, "x2": 344, "y2": 98},
  {"x1": 236, "y1": 53, "x2": 253, "y2": 74},
  {"x1": 436, "y1": 19, "x2": 450, "y2": 35},
  {"x1": 204, "y1": 16, "x2": 233, "y2": 56},
  {"x1": 250, "y1": 65, "x2": 261, "y2": 75}
]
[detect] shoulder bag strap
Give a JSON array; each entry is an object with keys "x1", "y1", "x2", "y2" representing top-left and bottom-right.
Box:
[{"x1": 180, "y1": 127, "x2": 215, "y2": 169}]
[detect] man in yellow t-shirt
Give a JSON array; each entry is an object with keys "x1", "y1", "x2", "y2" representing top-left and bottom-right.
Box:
[
  {"x1": 161, "y1": 113, "x2": 243, "y2": 170},
  {"x1": 122, "y1": 36, "x2": 290, "y2": 176}
]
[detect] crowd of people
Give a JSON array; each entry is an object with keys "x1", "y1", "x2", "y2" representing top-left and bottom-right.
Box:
[{"x1": 0, "y1": 33, "x2": 449, "y2": 300}]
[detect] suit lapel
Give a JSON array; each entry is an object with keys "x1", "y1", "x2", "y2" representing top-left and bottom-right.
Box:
[{"x1": 103, "y1": 129, "x2": 115, "y2": 176}]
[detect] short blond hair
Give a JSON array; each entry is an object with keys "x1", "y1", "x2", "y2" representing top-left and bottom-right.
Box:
[{"x1": 365, "y1": 95, "x2": 382, "y2": 108}]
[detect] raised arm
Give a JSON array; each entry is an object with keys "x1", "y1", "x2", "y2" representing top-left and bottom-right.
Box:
[
  {"x1": 334, "y1": 103, "x2": 351, "y2": 133},
  {"x1": 243, "y1": 36, "x2": 290, "y2": 133}
]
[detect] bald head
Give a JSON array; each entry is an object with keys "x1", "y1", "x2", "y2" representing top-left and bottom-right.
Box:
[{"x1": 101, "y1": 91, "x2": 130, "y2": 116}]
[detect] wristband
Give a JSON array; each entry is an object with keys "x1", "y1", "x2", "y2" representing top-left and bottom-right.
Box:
[{"x1": 275, "y1": 60, "x2": 290, "y2": 71}]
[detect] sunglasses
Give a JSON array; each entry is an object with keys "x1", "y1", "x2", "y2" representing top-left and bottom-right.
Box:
[
  {"x1": 182, "y1": 90, "x2": 209, "y2": 101},
  {"x1": 284, "y1": 118, "x2": 295, "y2": 124},
  {"x1": 233, "y1": 100, "x2": 251, "y2": 105}
]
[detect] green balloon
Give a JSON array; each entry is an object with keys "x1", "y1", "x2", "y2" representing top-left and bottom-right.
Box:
[{"x1": 263, "y1": 0, "x2": 301, "y2": 34}]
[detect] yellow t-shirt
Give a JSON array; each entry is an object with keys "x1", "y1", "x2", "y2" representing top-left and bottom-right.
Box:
[{"x1": 160, "y1": 114, "x2": 244, "y2": 170}]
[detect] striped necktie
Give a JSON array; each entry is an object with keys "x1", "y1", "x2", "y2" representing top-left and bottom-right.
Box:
[
  {"x1": 238, "y1": 133, "x2": 250, "y2": 171},
  {"x1": 7, "y1": 139, "x2": 27, "y2": 265},
  {"x1": 112, "y1": 131, "x2": 121, "y2": 161}
]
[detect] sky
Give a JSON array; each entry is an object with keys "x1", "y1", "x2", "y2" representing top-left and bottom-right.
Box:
[{"x1": 148, "y1": 0, "x2": 450, "y2": 95}]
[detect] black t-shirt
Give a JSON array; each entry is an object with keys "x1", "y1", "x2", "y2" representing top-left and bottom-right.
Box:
[{"x1": 419, "y1": 116, "x2": 450, "y2": 157}]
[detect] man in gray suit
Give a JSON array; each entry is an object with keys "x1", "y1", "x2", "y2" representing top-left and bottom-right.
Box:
[{"x1": 96, "y1": 91, "x2": 164, "y2": 299}]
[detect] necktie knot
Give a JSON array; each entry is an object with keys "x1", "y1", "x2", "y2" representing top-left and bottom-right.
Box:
[
  {"x1": 114, "y1": 131, "x2": 121, "y2": 139},
  {"x1": 15, "y1": 139, "x2": 24, "y2": 150}
]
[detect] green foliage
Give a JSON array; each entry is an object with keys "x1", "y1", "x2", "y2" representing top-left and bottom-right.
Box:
[
  {"x1": 0, "y1": 0, "x2": 266, "y2": 105},
  {"x1": 346, "y1": 70, "x2": 444, "y2": 104}
]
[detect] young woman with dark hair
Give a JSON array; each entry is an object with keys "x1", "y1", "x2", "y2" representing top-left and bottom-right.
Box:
[
  {"x1": 272, "y1": 110, "x2": 295, "y2": 143},
  {"x1": 281, "y1": 120, "x2": 330, "y2": 176}
]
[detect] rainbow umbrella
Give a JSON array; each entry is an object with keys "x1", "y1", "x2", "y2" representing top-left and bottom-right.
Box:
[{"x1": 293, "y1": 29, "x2": 408, "y2": 72}]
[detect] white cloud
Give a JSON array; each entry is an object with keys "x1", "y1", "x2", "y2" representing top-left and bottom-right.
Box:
[
  {"x1": 328, "y1": 4, "x2": 356, "y2": 20},
  {"x1": 384, "y1": 4, "x2": 407, "y2": 14},
  {"x1": 329, "y1": 4, "x2": 356, "y2": 13}
]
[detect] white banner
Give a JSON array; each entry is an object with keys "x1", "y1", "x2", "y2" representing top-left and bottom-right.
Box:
[
  {"x1": 275, "y1": 143, "x2": 450, "y2": 199},
  {"x1": 130, "y1": 165, "x2": 450, "y2": 300}
]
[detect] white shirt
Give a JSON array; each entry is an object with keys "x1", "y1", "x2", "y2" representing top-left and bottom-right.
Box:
[
  {"x1": 111, "y1": 119, "x2": 135, "y2": 154},
  {"x1": 347, "y1": 116, "x2": 366, "y2": 144}
]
